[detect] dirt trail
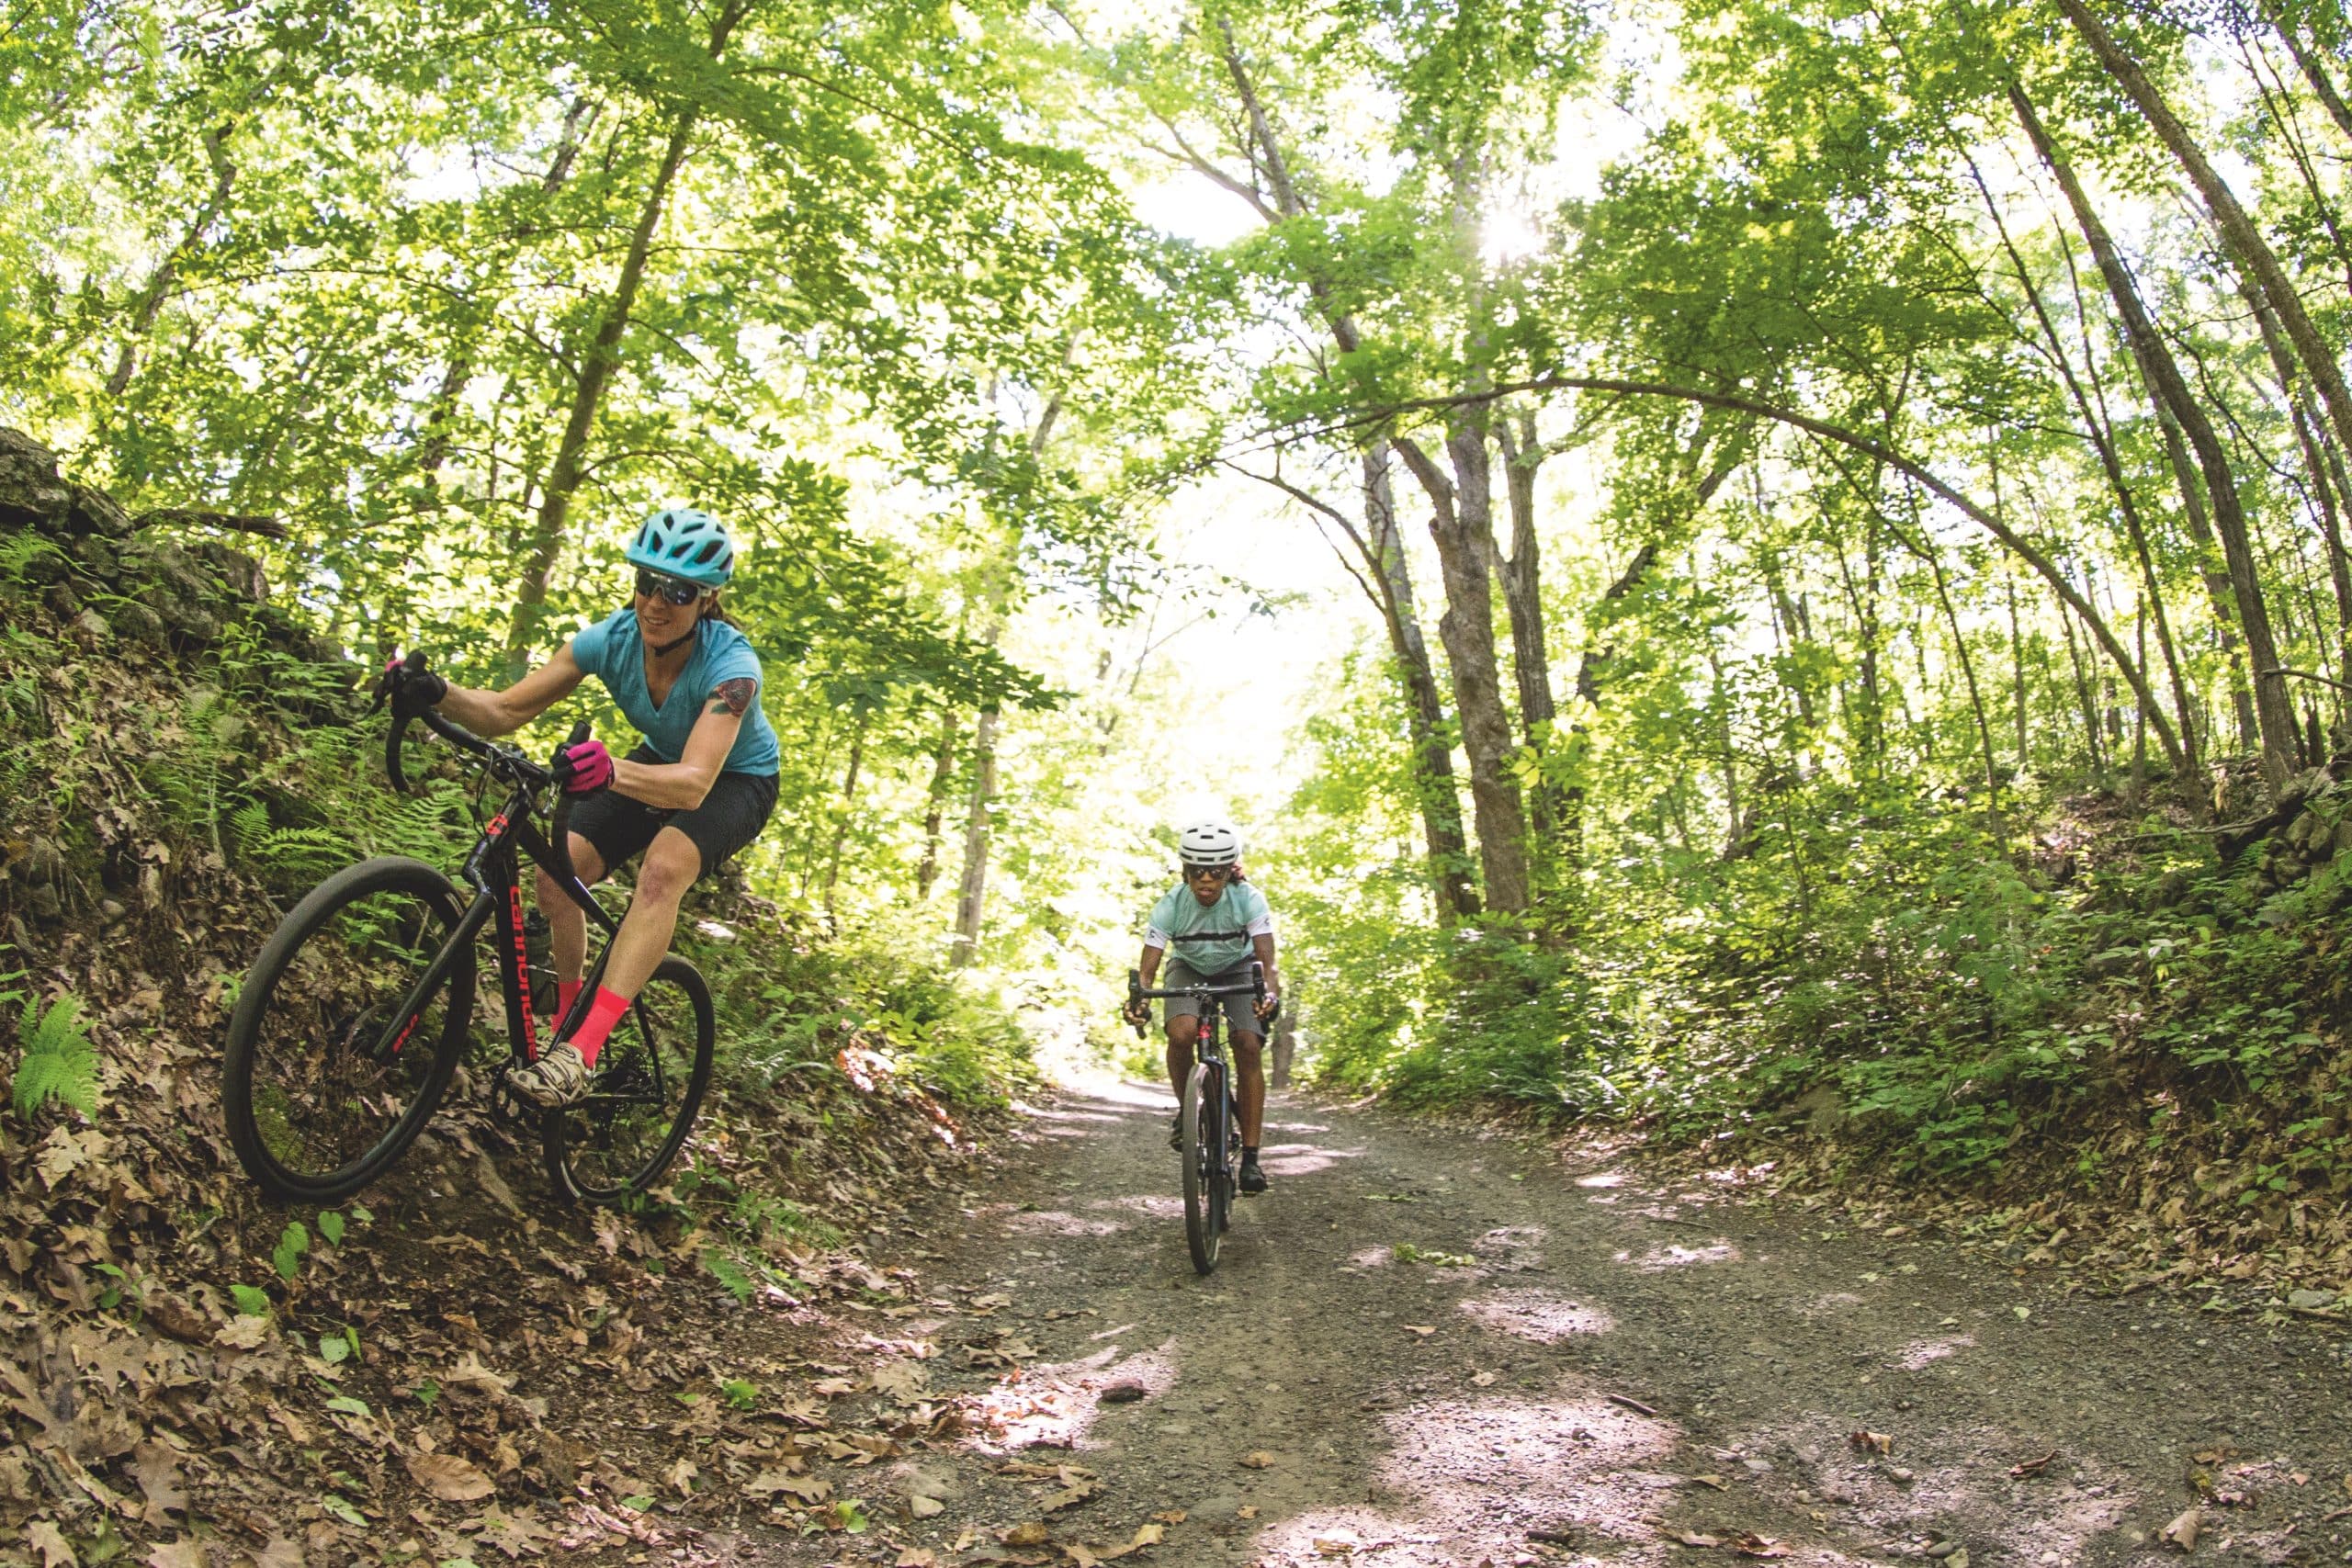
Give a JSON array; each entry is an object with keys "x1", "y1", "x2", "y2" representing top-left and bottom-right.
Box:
[{"x1": 741, "y1": 1080, "x2": 2352, "y2": 1568}]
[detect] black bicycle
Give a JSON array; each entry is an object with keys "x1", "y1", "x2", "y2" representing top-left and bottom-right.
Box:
[
  {"x1": 1129, "y1": 960, "x2": 1266, "y2": 1274},
  {"x1": 221, "y1": 653, "x2": 715, "y2": 1206}
]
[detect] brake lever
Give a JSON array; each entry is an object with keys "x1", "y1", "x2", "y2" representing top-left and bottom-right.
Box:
[{"x1": 382, "y1": 650, "x2": 432, "y2": 794}]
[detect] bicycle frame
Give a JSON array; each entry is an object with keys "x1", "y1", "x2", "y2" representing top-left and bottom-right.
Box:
[
  {"x1": 373, "y1": 705, "x2": 617, "y2": 1072},
  {"x1": 1130, "y1": 963, "x2": 1264, "y2": 1143}
]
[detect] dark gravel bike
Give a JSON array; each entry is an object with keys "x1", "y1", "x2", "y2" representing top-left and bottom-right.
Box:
[
  {"x1": 221, "y1": 654, "x2": 714, "y2": 1206},
  {"x1": 1129, "y1": 960, "x2": 1266, "y2": 1274}
]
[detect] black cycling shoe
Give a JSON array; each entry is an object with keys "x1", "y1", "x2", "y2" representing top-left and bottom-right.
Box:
[
  {"x1": 1168, "y1": 1115, "x2": 1183, "y2": 1152},
  {"x1": 1238, "y1": 1159, "x2": 1269, "y2": 1194}
]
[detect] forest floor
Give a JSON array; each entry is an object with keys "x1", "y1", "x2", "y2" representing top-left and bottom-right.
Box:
[{"x1": 651, "y1": 1077, "x2": 2352, "y2": 1568}]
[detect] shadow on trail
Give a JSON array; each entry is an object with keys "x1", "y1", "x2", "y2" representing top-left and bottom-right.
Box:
[{"x1": 874, "y1": 1090, "x2": 2318, "y2": 1568}]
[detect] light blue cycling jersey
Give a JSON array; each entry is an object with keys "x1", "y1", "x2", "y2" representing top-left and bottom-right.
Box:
[
  {"x1": 1144, "y1": 880, "x2": 1274, "y2": 975},
  {"x1": 570, "y1": 608, "x2": 780, "y2": 776}
]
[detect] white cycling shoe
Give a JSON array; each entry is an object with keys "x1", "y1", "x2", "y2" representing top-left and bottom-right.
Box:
[{"x1": 509, "y1": 1041, "x2": 591, "y2": 1108}]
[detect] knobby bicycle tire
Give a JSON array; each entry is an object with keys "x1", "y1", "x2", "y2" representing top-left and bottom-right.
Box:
[
  {"x1": 543, "y1": 954, "x2": 715, "y2": 1204},
  {"x1": 1182, "y1": 1059, "x2": 1222, "y2": 1274},
  {"x1": 222, "y1": 856, "x2": 477, "y2": 1203}
]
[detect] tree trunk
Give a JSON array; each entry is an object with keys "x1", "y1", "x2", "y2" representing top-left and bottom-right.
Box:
[
  {"x1": 949, "y1": 705, "x2": 1000, "y2": 967},
  {"x1": 1392, "y1": 425, "x2": 1535, "y2": 915},
  {"x1": 2007, "y1": 574, "x2": 2030, "y2": 767},
  {"x1": 822, "y1": 709, "x2": 870, "y2": 920},
  {"x1": 2058, "y1": 0, "x2": 2352, "y2": 519},
  {"x1": 1209, "y1": 20, "x2": 1529, "y2": 909},
  {"x1": 1966, "y1": 141, "x2": 2199, "y2": 771},
  {"x1": 1934, "y1": 552, "x2": 2001, "y2": 807},
  {"x1": 2060, "y1": 586, "x2": 2107, "y2": 774},
  {"x1": 2260, "y1": 0, "x2": 2352, "y2": 143},
  {"x1": 419, "y1": 96, "x2": 596, "y2": 504},
  {"x1": 2240, "y1": 278, "x2": 2352, "y2": 694},
  {"x1": 106, "y1": 123, "x2": 237, "y2": 400},
  {"x1": 915, "y1": 709, "x2": 963, "y2": 901},
  {"x1": 1493, "y1": 411, "x2": 1559, "y2": 843},
  {"x1": 2013, "y1": 78, "x2": 2298, "y2": 791},
  {"x1": 1415, "y1": 370, "x2": 2187, "y2": 771},
  {"x1": 502, "y1": 107, "x2": 699, "y2": 679},
  {"x1": 1363, "y1": 446, "x2": 1480, "y2": 919}
]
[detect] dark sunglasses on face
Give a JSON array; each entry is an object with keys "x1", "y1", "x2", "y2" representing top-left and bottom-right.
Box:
[
  {"x1": 634, "y1": 570, "x2": 704, "y2": 607},
  {"x1": 1185, "y1": 864, "x2": 1230, "y2": 883}
]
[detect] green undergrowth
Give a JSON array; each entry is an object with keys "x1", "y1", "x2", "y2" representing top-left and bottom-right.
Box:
[
  {"x1": 0, "y1": 520, "x2": 1035, "y2": 1193},
  {"x1": 1288, "y1": 769, "x2": 2352, "y2": 1212}
]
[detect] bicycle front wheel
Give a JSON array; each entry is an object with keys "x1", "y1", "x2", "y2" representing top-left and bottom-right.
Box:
[
  {"x1": 543, "y1": 955, "x2": 715, "y2": 1204},
  {"x1": 1181, "y1": 1060, "x2": 1222, "y2": 1275},
  {"x1": 222, "y1": 857, "x2": 478, "y2": 1203}
]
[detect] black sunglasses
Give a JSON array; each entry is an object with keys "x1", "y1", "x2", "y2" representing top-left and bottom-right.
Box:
[
  {"x1": 633, "y1": 570, "x2": 704, "y2": 607},
  {"x1": 1184, "y1": 864, "x2": 1231, "y2": 882}
]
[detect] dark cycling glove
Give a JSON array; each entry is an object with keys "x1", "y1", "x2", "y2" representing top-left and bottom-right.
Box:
[
  {"x1": 553, "y1": 738, "x2": 614, "y2": 795},
  {"x1": 376, "y1": 653, "x2": 448, "y2": 711}
]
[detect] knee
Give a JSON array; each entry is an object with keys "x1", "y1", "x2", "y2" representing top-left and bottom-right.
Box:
[
  {"x1": 635, "y1": 836, "x2": 701, "y2": 905},
  {"x1": 1233, "y1": 1038, "x2": 1263, "y2": 1068},
  {"x1": 541, "y1": 836, "x2": 602, "y2": 902},
  {"x1": 1166, "y1": 1019, "x2": 1199, "y2": 1049}
]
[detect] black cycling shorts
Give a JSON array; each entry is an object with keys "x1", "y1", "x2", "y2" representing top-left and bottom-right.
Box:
[{"x1": 566, "y1": 745, "x2": 777, "y2": 879}]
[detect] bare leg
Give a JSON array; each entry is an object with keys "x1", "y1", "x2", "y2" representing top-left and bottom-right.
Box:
[
  {"x1": 535, "y1": 833, "x2": 608, "y2": 983},
  {"x1": 1164, "y1": 1015, "x2": 1200, "y2": 1102},
  {"x1": 1233, "y1": 1032, "x2": 1266, "y2": 1146},
  {"x1": 598, "y1": 828, "x2": 701, "y2": 998}
]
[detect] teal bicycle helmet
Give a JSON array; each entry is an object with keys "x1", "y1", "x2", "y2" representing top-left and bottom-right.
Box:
[{"x1": 626, "y1": 507, "x2": 735, "y2": 588}]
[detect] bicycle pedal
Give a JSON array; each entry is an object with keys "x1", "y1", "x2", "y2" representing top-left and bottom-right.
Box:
[{"x1": 489, "y1": 1074, "x2": 536, "y2": 1126}]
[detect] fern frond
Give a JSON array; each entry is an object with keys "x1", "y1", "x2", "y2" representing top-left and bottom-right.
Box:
[
  {"x1": 228, "y1": 799, "x2": 272, "y2": 854},
  {"x1": 12, "y1": 993, "x2": 97, "y2": 1119}
]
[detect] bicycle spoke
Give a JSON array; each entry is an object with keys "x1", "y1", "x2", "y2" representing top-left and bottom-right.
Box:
[
  {"x1": 548, "y1": 958, "x2": 711, "y2": 1202},
  {"x1": 225, "y1": 863, "x2": 472, "y2": 1201}
]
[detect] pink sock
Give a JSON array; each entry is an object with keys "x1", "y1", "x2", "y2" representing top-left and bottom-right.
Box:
[
  {"x1": 557, "y1": 979, "x2": 583, "y2": 1022},
  {"x1": 569, "y1": 986, "x2": 631, "y2": 1068}
]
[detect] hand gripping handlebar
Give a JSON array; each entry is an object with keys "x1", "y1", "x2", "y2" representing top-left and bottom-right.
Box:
[
  {"x1": 375, "y1": 652, "x2": 594, "y2": 891},
  {"x1": 1126, "y1": 961, "x2": 1268, "y2": 1037}
]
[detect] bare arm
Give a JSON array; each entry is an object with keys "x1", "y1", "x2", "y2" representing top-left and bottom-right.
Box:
[
  {"x1": 1125, "y1": 940, "x2": 1165, "y2": 1021},
  {"x1": 610, "y1": 682, "x2": 749, "y2": 809},
  {"x1": 435, "y1": 646, "x2": 587, "y2": 737},
  {"x1": 1252, "y1": 931, "x2": 1281, "y2": 1016}
]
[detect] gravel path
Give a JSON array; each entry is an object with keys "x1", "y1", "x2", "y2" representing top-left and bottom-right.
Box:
[{"x1": 741, "y1": 1077, "x2": 2352, "y2": 1568}]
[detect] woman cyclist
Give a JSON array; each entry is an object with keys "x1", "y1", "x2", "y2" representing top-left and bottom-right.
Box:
[
  {"x1": 383, "y1": 507, "x2": 779, "y2": 1106},
  {"x1": 1123, "y1": 821, "x2": 1283, "y2": 1194}
]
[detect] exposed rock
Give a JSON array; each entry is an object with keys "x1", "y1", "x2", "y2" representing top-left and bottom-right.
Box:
[
  {"x1": 68, "y1": 534, "x2": 118, "y2": 578},
  {"x1": 67, "y1": 480, "x2": 132, "y2": 537},
  {"x1": 0, "y1": 427, "x2": 69, "y2": 530},
  {"x1": 111, "y1": 600, "x2": 167, "y2": 649},
  {"x1": 190, "y1": 538, "x2": 267, "y2": 602},
  {"x1": 1793, "y1": 1084, "x2": 1848, "y2": 1134}
]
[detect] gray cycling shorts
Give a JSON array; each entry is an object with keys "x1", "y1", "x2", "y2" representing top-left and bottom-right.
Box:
[{"x1": 1161, "y1": 957, "x2": 1264, "y2": 1043}]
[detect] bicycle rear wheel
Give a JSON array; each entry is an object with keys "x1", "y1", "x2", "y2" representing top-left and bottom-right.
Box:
[
  {"x1": 543, "y1": 955, "x2": 714, "y2": 1203},
  {"x1": 222, "y1": 857, "x2": 477, "y2": 1203},
  {"x1": 1181, "y1": 1060, "x2": 1222, "y2": 1274}
]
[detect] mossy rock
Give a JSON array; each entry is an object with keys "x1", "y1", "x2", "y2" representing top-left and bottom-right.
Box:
[
  {"x1": 0, "y1": 427, "x2": 70, "y2": 531},
  {"x1": 109, "y1": 600, "x2": 167, "y2": 648}
]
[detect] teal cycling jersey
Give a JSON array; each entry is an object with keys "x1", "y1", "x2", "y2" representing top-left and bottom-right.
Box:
[
  {"x1": 569, "y1": 609, "x2": 781, "y2": 776},
  {"x1": 1144, "y1": 880, "x2": 1274, "y2": 975}
]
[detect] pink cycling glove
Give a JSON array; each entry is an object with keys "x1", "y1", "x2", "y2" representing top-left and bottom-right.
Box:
[{"x1": 553, "y1": 738, "x2": 613, "y2": 795}]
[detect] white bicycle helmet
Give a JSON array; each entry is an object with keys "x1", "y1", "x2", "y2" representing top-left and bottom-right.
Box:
[{"x1": 1177, "y1": 820, "x2": 1241, "y2": 868}]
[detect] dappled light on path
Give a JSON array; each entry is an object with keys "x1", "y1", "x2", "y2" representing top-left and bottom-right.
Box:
[
  {"x1": 774, "y1": 1090, "x2": 2352, "y2": 1568},
  {"x1": 1459, "y1": 1285, "x2": 1616, "y2": 1341},
  {"x1": 1003, "y1": 1206, "x2": 1134, "y2": 1237},
  {"x1": 1894, "y1": 1332, "x2": 1975, "y2": 1370},
  {"x1": 1629, "y1": 1239, "x2": 1743, "y2": 1269}
]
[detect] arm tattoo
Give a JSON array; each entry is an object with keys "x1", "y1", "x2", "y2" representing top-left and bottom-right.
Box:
[{"x1": 708, "y1": 677, "x2": 756, "y2": 717}]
